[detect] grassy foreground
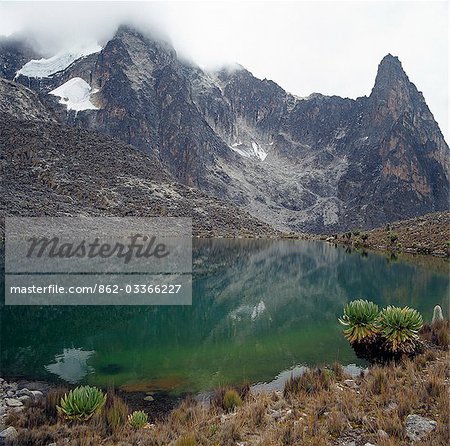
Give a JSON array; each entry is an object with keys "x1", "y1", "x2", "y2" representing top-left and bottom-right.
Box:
[{"x1": 4, "y1": 341, "x2": 449, "y2": 445}]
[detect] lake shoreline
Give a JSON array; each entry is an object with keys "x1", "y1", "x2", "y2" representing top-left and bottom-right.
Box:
[
  {"x1": 1, "y1": 344, "x2": 448, "y2": 445},
  {"x1": 320, "y1": 211, "x2": 450, "y2": 259}
]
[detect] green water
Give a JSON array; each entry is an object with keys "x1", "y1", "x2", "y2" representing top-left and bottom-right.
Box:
[{"x1": 0, "y1": 240, "x2": 448, "y2": 394}]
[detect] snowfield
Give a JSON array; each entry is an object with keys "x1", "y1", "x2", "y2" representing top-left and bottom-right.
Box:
[
  {"x1": 49, "y1": 78, "x2": 99, "y2": 112},
  {"x1": 15, "y1": 44, "x2": 101, "y2": 79},
  {"x1": 230, "y1": 140, "x2": 268, "y2": 161}
]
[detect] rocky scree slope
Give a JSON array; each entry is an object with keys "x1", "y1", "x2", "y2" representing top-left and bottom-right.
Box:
[
  {"x1": 5, "y1": 26, "x2": 450, "y2": 233},
  {"x1": 0, "y1": 79, "x2": 278, "y2": 237}
]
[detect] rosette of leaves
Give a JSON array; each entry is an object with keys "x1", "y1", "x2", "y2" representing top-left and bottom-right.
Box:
[
  {"x1": 128, "y1": 410, "x2": 148, "y2": 429},
  {"x1": 378, "y1": 306, "x2": 423, "y2": 353},
  {"x1": 57, "y1": 385, "x2": 107, "y2": 421},
  {"x1": 338, "y1": 299, "x2": 380, "y2": 343}
]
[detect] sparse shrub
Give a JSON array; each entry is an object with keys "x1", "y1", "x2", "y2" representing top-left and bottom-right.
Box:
[
  {"x1": 388, "y1": 233, "x2": 398, "y2": 244},
  {"x1": 175, "y1": 434, "x2": 196, "y2": 446},
  {"x1": 280, "y1": 421, "x2": 303, "y2": 445},
  {"x1": 45, "y1": 386, "x2": 69, "y2": 422},
  {"x1": 378, "y1": 412, "x2": 403, "y2": 438},
  {"x1": 57, "y1": 386, "x2": 107, "y2": 421},
  {"x1": 284, "y1": 368, "x2": 332, "y2": 398},
  {"x1": 218, "y1": 417, "x2": 242, "y2": 444},
  {"x1": 104, "y1": 395, "x2": 129, "y2": 433},
  {"x1": 248, "y1": 398, "x2": 267, "y2": 427},
  {"x1": 352, "y1": 230, "x2": 360, "y2": 236},
  {"x1": 235, "y1": 381, "x2": 251, "y2": 401},
  {"x1": 331, "y1": 361, "x2": 345, "y2": 380},
  {"x1": 397, "y1": 394, "x2": 413, "y2": 419},
  {"x1": 432, "y1": 321, "x2": 449, "y2": 349},
  {"x1": 326, "y1": 410, "x2": 348, "y2": 435},
  {"x1": 128, "y1": 410, "x2": 148, "y2": 429},
  {"x1": 5, "y1": 401, "x2": 47, "y2": 429},
  {"x1": 339, "y1": 299, "x2": 380, "y2": 343},
  {"x1": 423, "y1": 349, "x2": 437, "y2": 362},
  {"x1": 423, "y1": 370, "x2": 446, "y2": 398},
  {"x1": 223, "y1": 389, "x2": 243, "y2": 412},
  {"x1": 378, "y1": 306, "x2": 423, "y2": 353},
  {"x1": 367, "y1": 367, "x2": 388, "y2": 395},
  {"x1": 361, "y1": 233, "x2": 369, "y2": 242},
  {"x1": 169, "y1": 398, "x2": 200, "y2": 428}
]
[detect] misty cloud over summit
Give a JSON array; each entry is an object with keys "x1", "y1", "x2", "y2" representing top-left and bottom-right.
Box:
[{"x1": 0, "y1": 1, "x2": 448, "y2": 139}]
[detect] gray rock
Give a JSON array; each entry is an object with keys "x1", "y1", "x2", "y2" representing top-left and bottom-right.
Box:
[
  {"x1": 4, "y1": 398, "x2": 22, "y2": 407},
  {"x1": 143, "y1": 395, "x2": 154, "y2": 402},
  {"x1": 6, "y1": 391, "x2": 14, "y2": 398},
  {"x1": 364, "y1": 443, "x2": 377, "y2": 446},
  {"x1": 18, "y1": 395, "x2": 30, "y2": 402},
  {"x1": 31, "y1": 390, "x2": 44, "y2": 400},
  {"x1": 0, "y1": 408, "x2": 6, "y2": 417},
  {"x1": 17, "y1": 381, "x2": 48, "y2": 392},
  {"x1": 17, "y1": 388, "x2": 33, "y2": 398},
  {"x1": 343, "y1": 379, "x2": 357, "y2": 388},
  {"x1": 0, "y1": 426, "x2": 19, "y2": 441},
  {"x1": 269, "y1": 409, "x2": 282, "y2": 420},
  {"x1": 405, "y1": 414, "x2": 437, "y2": 442},
  {"x1": 377, "y1": 429, "x2": 388, "y2": 439},
  {"x1": 386, "y1": 401, "x2": 398, "y2": 412}
]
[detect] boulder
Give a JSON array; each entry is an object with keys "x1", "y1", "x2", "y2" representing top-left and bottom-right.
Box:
[
  {"x1": 0, "y1": 426, "x2": 18, "y2": 441},
  {"x1": 4, "y1": 398, "x2": 22, "y2": 407},
  {"x1": 343, "y1": 379, "x2": 357, "y2": 388},
  {"x1": 31, "y1": 390, "x2": 44, "y2": 400},
  {"x1": 405, "y1": 414, "x2": 437, "y2": 442}
]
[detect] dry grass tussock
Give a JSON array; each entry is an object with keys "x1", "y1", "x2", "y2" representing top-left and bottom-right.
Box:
[{"x1": 5, "y1": 349, "x2": 449, "y2": 446}]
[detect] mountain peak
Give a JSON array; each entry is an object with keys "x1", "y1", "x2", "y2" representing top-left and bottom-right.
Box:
[
  {"x1": 370, "y1": 53, "x2": 416, "y2": 105},
  {"x1": 380, "y1": 53, "x2": 402, "y2": 67},
  {"x1": 374, "y1": 53, "x2": 409, "y2": 86}
]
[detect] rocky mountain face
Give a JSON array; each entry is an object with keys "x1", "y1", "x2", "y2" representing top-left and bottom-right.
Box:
[
  {"x1": 0, "y1": 36, "x2": 39, "y2": 81},
  {"x1": 0, "y1": 79, "x2": 279, "y2": 237},
  {"x1": 3, "y1": 26, "x2": 449, "y2": 233}
]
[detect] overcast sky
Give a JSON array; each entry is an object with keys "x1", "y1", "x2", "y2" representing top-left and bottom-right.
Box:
[{"x1": 1, "y1": 1, "x2": 448, "y2": 139}]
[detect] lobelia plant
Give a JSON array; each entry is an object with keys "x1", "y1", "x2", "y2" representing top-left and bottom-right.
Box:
[
  {"x1": 338, "y1": 299, "x2": 380, "y2": 343},
  {"x1": 128, "y1": 410, "x2": 148, "y2": 429},
  {"x1": 378, "y1": 306, "x2": 423, "y2": 353},
  {"x1": 339, "y1": 300, "x2": 425, "y2": 362},
  {"x1": 57, "y1": 385, "x2": 107, "y2": 421}
]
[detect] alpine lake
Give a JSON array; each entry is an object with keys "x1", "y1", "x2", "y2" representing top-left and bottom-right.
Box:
[{"x1": 1, "y1": 240, "x2": 448, "y2": 395}]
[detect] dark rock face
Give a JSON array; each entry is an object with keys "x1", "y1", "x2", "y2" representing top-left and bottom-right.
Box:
[
  {"x1": 336, "y1": 55, "x2": 449, "y2": 229},
  {"x1": 0, "y1": 78, "x2": 55, "y2": 122},
  {"x1": 4, "y1": 28, "x2": 449, "y2": 233},
  {"x1": 0, "y1": 86, "x2": 278, "y2": 238},
  {"x1": 0, "y1": 36, "x2": 39, "y2": 81}
]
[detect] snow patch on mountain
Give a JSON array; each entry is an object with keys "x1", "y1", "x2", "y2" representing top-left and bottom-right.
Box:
[
  {"x1": 230, "y1": 140, "x2": 268, "y2": 161},
  {"x1": 251, "y1": 300, "x2": 267, "y2": 320},
  {"x1": 15, "y1": 44, "x2": 101, "y2": 79},
  {"x1": 49, "y1": 78, "x2": 98, "y2": 111}
]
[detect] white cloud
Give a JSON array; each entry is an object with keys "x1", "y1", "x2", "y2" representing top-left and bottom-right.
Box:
[{"x1": 0, "y1": 1, "x2": 448, "y2": 139}]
